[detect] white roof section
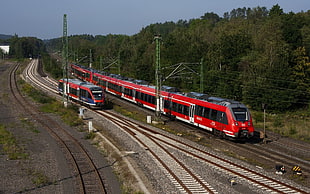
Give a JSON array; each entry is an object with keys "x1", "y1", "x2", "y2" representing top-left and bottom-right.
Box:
[{"x1": 0, "y1": 46, "x2": 9, "y2": 54}]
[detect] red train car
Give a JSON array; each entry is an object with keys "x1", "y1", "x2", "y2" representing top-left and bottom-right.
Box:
[
  {"x1": 70, "y1": 63, "x2": 254, "y2": 139},
  {"x1": 71, "y1": 64, "x2": 93, "y2": 82}
]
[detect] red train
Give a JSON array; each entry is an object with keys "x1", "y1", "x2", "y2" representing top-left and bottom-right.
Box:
[
  {"x1": 58, "y1": 78, "x2": 104, "y2": 109},
  {"x1": 71, "y1": 63, "x2": 254, "y2": 139}
]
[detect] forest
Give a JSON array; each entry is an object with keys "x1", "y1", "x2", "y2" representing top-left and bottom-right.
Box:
[{"x1": 5, "y1": 5, "x2": 310, "y2": 112}]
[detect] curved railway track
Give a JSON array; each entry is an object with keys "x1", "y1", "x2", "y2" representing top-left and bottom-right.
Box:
[
  {"x1": 24, "y1": 59, "x2": 310, "y2": 193},
  {"x1": 10, "y1": 61, "x2": 107, "y2": 194}
]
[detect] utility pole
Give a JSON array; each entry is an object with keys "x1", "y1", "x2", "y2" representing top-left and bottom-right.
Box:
[
  {"x1": 154, "y1": 34, "x2": 162, "y2": 119},
  {"x1": 62, "y1": 14, "x2": 69, "y2": 107}
]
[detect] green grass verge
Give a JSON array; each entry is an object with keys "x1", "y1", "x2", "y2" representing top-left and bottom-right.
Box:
[
  {"x1": 252, "y1": 109, "x2": 310, "y2": 143},
  {"x1": 0, "y1": 124, "x2": 29, "y2": 160},
  {"x1": 19, "y1": 79, "x2": 83, "y2": 127}
]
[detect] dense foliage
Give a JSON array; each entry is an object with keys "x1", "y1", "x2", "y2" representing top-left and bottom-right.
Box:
[
  {"x1": 8, "y1": 35, "x2": 46, "y2": 59},
  {"x1": 8, "y1": 5, "x2": 310, "y2": 112}
]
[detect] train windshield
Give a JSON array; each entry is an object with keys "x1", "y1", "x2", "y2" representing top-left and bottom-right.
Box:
[
  {"x1": 232, "y1": 108, "x2": 248, "y2": 121},
  {"x1": 91, "y1": 89, "x2": 103, "y2": 100}
]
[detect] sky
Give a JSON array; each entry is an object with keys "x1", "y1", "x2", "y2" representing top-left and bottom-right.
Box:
[{"x1": 1, "y1": 0, "x2": 309, "y2": 40}]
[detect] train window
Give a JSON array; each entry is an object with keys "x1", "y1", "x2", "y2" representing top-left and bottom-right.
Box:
[
  {"x1": 136, "y1": 91, "x2": 141, "y2": 99},
  {"x1": 203, "y1": 107, "x2": 210, "y2": 119},
  {"x1": 93, "y1": 76, "x2": 98, "y2": 82},
  {"x1": 70, "y1": 87, "x2": 78, "y2": 96},
  {"x1": 124, "y1": 88, "x2": 132, "y2": 96},
  {"x1": 217, "y1": 111, "x2": 228, "y2": 125},
  {"x1": 195, "y1": 105, "x2": 203, "y2": 117},
  {"x1": 183, "y1": 105, "x2": 189, "y2": 116},
  {"x1": 210, "y1": 109, "x2": 217, "y2": 121},
  {"x1": 80, "y1": 89, "x2": 85, "y2": 98},
  {"x1": 151, "y1": 95, "x2": 155, "y2": 104},
  {"x1": 172, "y1": 102, "x2": 177, "y2": 112},
  {"x1": 164, "y1": 100, "x2": 171, "y2": 109},
  {"x1": 58, "y1": 82, "x2": 63, "y2": 90},
  {"x1": 80, "y1": 89, "x2": 90, "y2": 99},
  {"x1": 178, "y1": 104, "x2": 183, "y2": 113},
  {"x1": 147, "y1": 94, "x2": 151, "y2": 103}
]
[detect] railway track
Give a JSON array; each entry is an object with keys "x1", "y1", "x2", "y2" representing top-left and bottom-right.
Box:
[
  {"x1": 96, "y1": 110, "x2": 309, "y2": 194},
  {"x1": 11, "y1": 61, "x2": 107, "y2": 194},
  {"x1": 24, "y1": 59, "x2": 310, "y2": 193}
]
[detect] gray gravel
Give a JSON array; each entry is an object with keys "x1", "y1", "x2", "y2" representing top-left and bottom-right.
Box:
[{"x1": 0, "y1": 62, "x2": 121, "y2": 194}]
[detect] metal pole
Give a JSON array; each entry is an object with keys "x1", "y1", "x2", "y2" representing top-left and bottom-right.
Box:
[
  {"x1": 154, "y1": 34, "x2": 162, "y2": 119},
  {"x1": 89, "y1": 49, "x2": 92, "y2": 68},
  {"x1": 62, "y1": 14, "x2": 68, "y2": 107},
  {"x1": 262, "y1": 103, "x2": 267, "y2": 144}
]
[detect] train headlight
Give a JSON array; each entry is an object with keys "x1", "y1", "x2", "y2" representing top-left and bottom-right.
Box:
[{"x1": 235, "y1": 122, "x2": 239, "y2": 126}]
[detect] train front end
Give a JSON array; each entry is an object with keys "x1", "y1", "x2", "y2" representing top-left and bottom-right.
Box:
[
  {"x1": 91, "y1": 87, "x2": 105, "y2": 108},
  {"x1": 228, "y1": 104, "x2": 254, "y2": 139}
]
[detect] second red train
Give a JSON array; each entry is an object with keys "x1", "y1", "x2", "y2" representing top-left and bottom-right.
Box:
[{"x1": 70, "y1": 63, "x2": 254, "y2": 139}]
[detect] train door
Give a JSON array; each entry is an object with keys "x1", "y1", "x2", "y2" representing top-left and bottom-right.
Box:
[
  {"x1": 217, "y1": 111, "x2": 228, "y2": 136},
  {"x1": 159, "y1": 96, "x2": 164, "y2": 113},
  {"x1": 189, "y1": 104, "x2": 195, "y2": 123}
]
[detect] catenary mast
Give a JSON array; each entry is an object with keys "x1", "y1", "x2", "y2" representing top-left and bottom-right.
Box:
[{"x1": 62, "y1": 14, "x2": 69, "y2": 107}]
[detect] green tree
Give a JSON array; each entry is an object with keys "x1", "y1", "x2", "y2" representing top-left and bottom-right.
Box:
[{"x1": 292, "y1": 47, "x2": 310, "y2": 107}]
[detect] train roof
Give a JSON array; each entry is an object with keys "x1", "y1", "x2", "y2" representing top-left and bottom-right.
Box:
[
  {"x1": 175, "y1": 91, "x2": 244, "y2": 108},
  {"x1": 60, "y1": 78, "x2": 102, "y2": 90}
]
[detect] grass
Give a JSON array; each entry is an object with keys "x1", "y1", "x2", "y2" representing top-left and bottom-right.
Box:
[
  {"x1": 27, "y1": 169, "x2": 51, "y2": 187},
  {"x1": 85, "y1": 131, "x2": 96, "y2": 139},
  {"x1": 40, "y1": 101, "x2": 83, "y2": 127},
  {"x1": 20, "y1": 117, "x2": 40, "y2": 133},
  {"x1": 19, "y1": 80, "x2": 54, "y2": 104},
  {"x1": 18, "y1": 79, "x2": 83, "y2": 127},
  {"x1": 252, "y1": 109, "x2": 310, "y2": 143},
  {"x1": 0, "y1": 124, "x2": 29, "y2": 160}
]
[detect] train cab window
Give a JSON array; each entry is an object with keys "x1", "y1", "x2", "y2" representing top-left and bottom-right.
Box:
[
  {"x1": 92, "y1": 92, "x2": 103, "y2": 100},
  {"x1": 232, "y1": 108, "x2": 248, "y2": 121}
]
